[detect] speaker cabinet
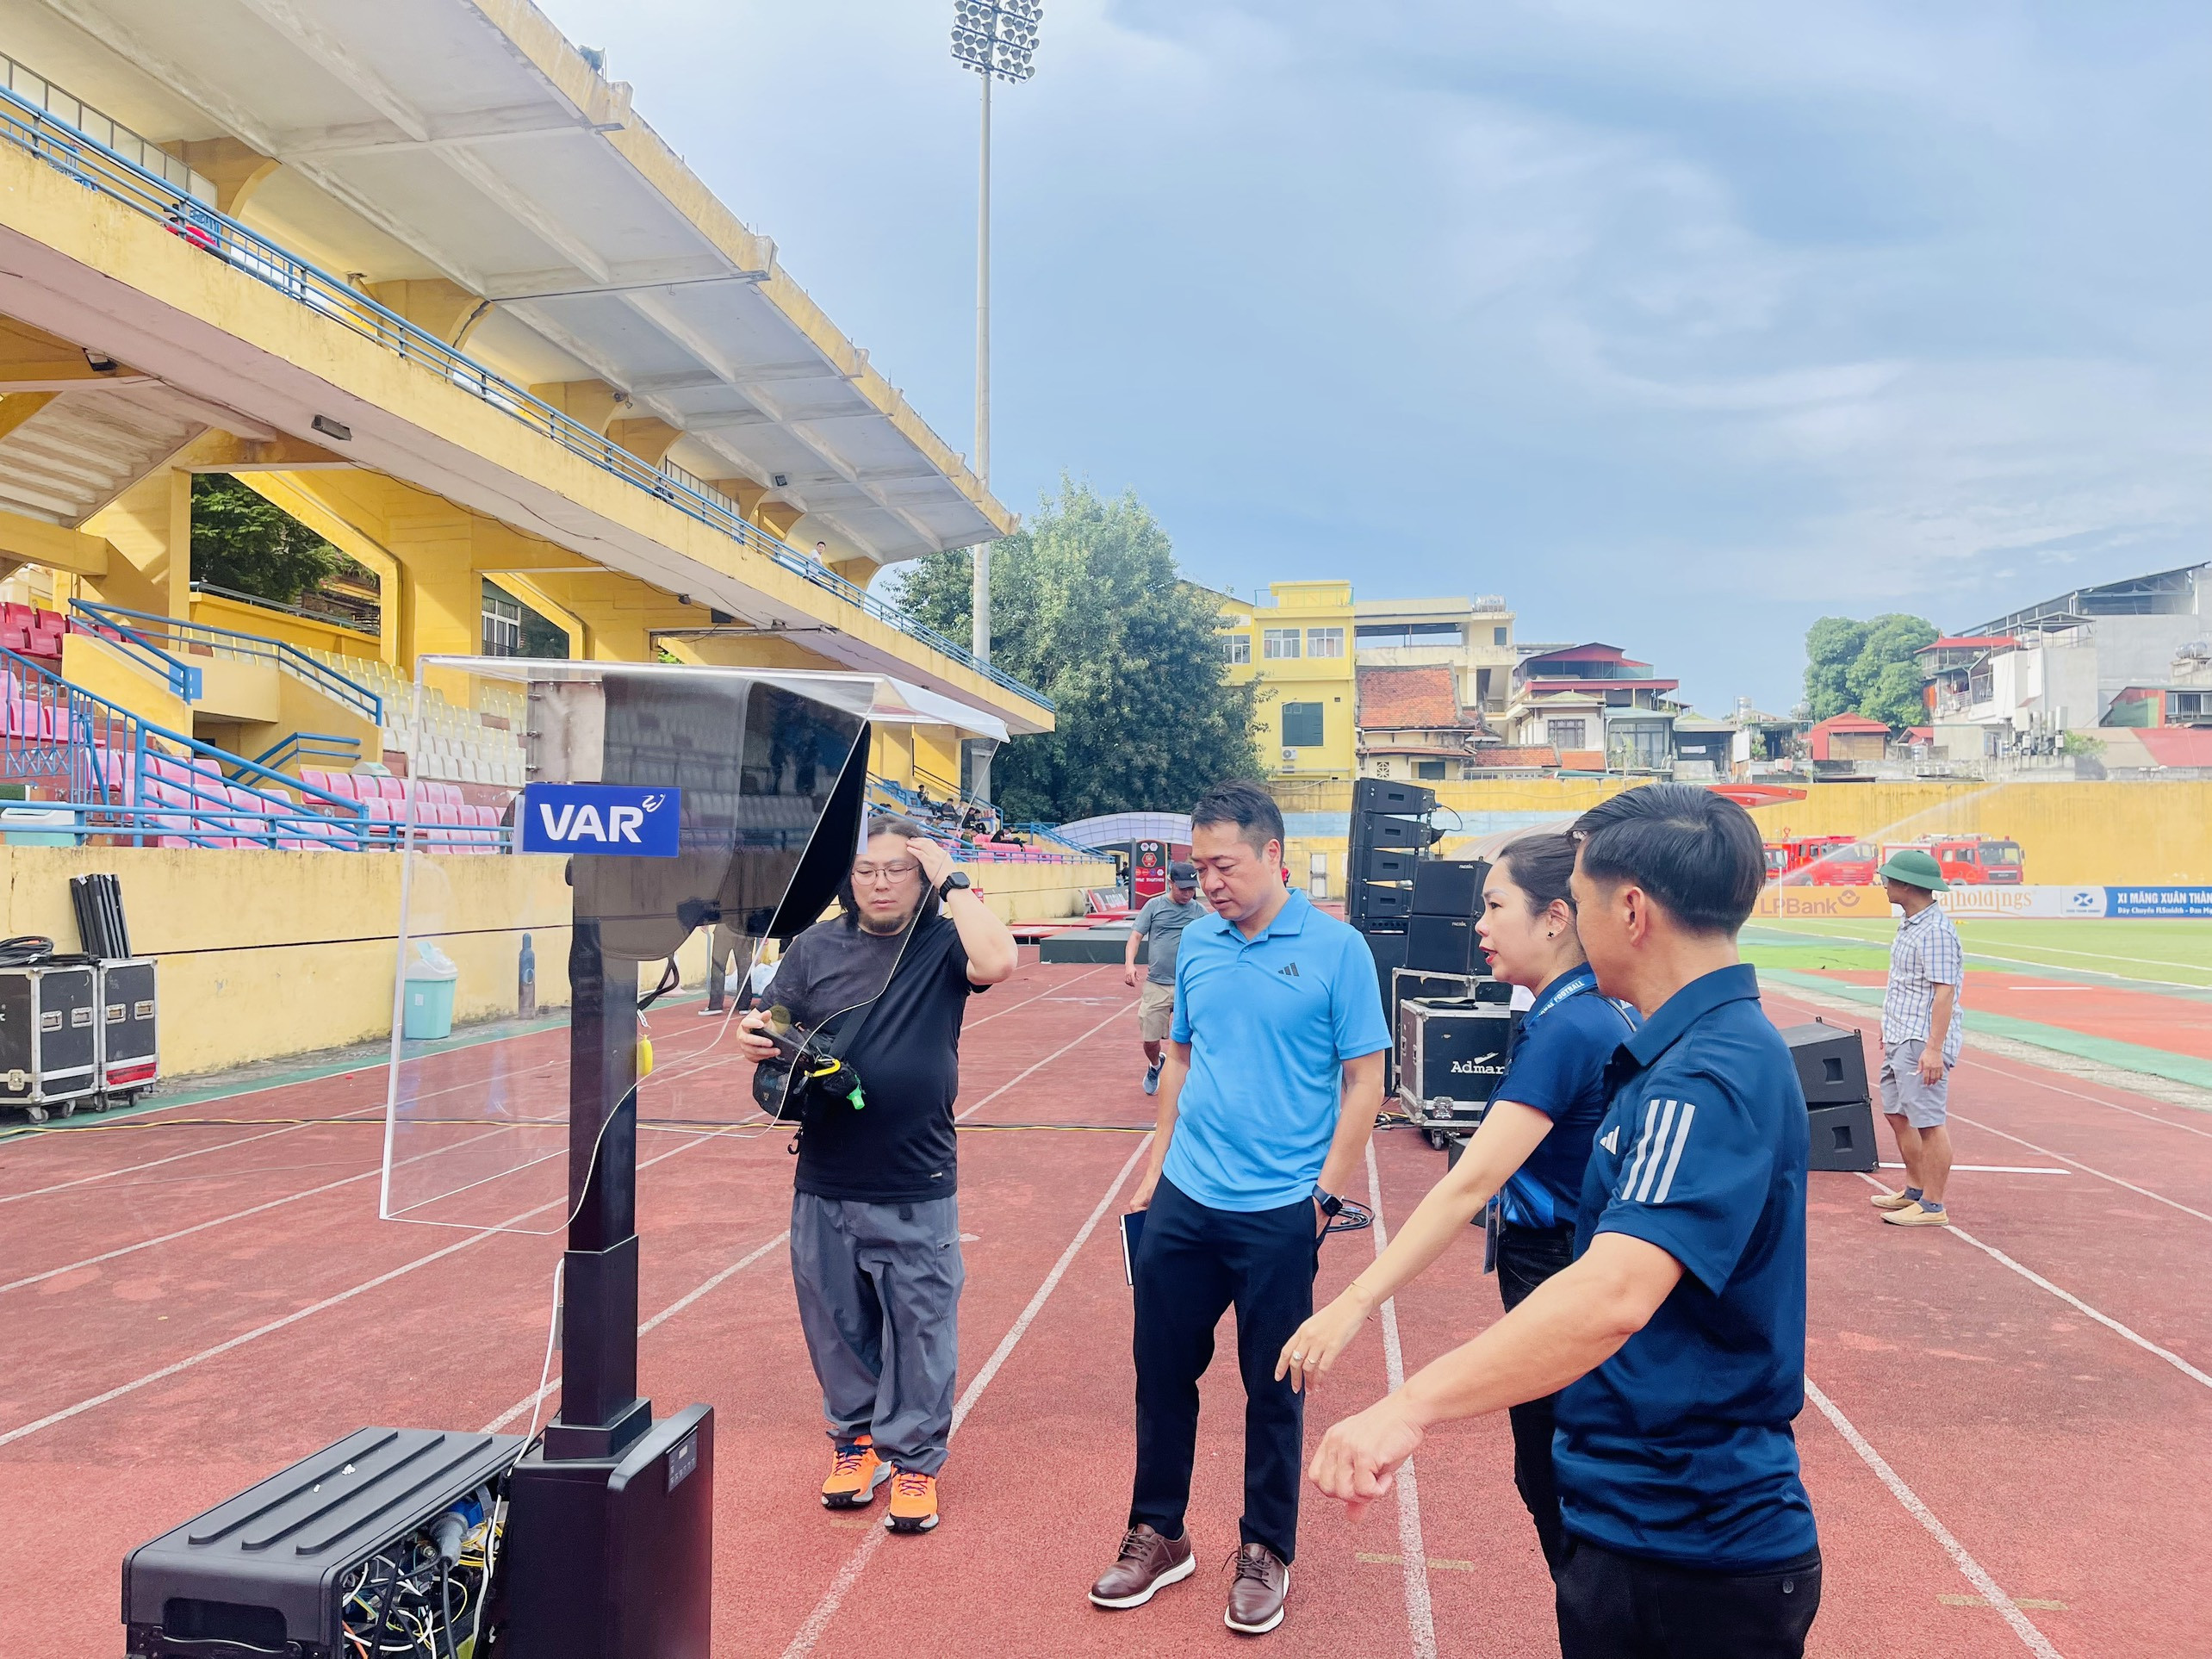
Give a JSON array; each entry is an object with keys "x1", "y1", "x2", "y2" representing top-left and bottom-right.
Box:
[
  {"x1": 1412, "y1": 859, "x2": 1488, "y2": 917},
  {"x1": 1781, "y1": 1022, "x2": 1871, "y2": 1106},
  {"x1": 1807, "y1": 1100, "x2": 1879, "y2": 1172},
  {"x1": 1353, "y1": 779, "x2": 1436, "y2": 815},
  {"x1": 1362, "y1": 848, "x2": 1422, "y2": 883},
  {"x1": 1351, "y1": 882, "x2": 1414, "y2": 924},
  {"x1": 1407, "y1": 914, "x2": 1478, "y2": 973}
]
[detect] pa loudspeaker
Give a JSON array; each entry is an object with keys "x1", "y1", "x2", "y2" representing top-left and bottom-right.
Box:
[
  {"x1": 1412, "y1": 859, "x2": 1488, "y2": 917},
  {"x1": 1407, "y1": 914, "x2": 1478, "y2": 973}
]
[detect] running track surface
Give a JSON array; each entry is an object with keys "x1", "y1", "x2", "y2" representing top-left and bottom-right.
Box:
[
  {"x1": 2, "y1": 959, "x2": 2207, "y2": 1658},
  {"x1": 1809, "y1": 970, "x2": 2212, "y2": 1063}
]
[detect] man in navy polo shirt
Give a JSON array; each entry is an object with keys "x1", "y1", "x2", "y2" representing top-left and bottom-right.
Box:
[
  {"x1": 1310, "y1": 784, "x2": 1821, "y2": 1657},
  {"x1": 1089, "y1": 780, "x2": 1389, "y2": 1637}
]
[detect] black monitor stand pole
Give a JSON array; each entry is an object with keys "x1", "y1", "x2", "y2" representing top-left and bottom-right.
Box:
[
  {"x1": 502, "y1": 916, "x2": 716, "y2": 1657},
  {"x1": 544, "y1": 918, "x2": 652, "y2": 1458}
]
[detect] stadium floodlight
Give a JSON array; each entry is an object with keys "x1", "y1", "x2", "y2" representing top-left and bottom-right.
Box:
[
  {"x1": 949, "y1": 1, "x2": 1042, "y2": 801},
  {"x1": 951, "y1": 0, "x2": 1043, "y2": 84}
]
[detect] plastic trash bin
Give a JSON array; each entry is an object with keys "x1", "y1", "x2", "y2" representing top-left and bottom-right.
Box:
[{"x1": 402, "y1": 941, "x2": 459, "y2": 1040}]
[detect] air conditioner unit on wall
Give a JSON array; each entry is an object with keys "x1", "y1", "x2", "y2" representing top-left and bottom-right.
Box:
[{"x1": 1282, "y1": 748, "x2": 1297, "y2": 766}]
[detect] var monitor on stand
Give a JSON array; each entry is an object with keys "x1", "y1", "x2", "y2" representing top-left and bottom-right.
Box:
[{"x1": 122, "y1": 664, "x2": 904, "y2": 1659}]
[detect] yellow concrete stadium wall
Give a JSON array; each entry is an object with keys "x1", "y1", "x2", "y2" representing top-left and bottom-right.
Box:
[
  {"x1": 1271, "y1": 777, "x2": 2212, "y2": 890},
  {"x1": 0, "y1": 848, "x2": 1112, "y2": 1080},
  {"x1": 1740, "y1": 780, "x2": 2212, "y2": 885}
]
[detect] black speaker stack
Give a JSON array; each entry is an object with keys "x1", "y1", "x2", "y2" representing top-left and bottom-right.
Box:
[{"x1": 1780, "y1": 1021, "x2": 1880, "y2": 1172}]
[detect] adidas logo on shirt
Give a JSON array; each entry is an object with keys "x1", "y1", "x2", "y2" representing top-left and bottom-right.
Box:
[
  {"x1": 1600, "y1": 1126, "x2": 1621, "y2": 1155},
  {"x1": 1278, "y1": 962, "x2": 1300, "y2": 978}
]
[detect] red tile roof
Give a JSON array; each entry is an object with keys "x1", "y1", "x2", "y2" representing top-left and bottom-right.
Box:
[
  {"x1": 1467, "y1": 745, "x2": 1561, "y2": 768},
  {"x1": 1357, "y1": 666, "x2": 1482, "y2": 730},
  {"x1": 1807, "y1": 712, "x2": 1890, "y2": 734}
]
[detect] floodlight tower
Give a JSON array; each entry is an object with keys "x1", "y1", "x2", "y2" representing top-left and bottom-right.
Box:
[{"x1": 951, "y1": 0, "x2": 1040, "y2": 801}]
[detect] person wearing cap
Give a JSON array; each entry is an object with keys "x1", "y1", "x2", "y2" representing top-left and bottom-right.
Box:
[
  {"x1": 1870, "y1": 848, "x2": 1964, "y2": 1227},
  {"x1": 1125, "y1": 860, "x2": 1208, "y2": 1095}
]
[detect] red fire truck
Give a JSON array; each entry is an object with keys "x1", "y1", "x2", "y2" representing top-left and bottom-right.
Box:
[{"x1": 1762, "y1": 834, "x2": 2023, "y2": 885}]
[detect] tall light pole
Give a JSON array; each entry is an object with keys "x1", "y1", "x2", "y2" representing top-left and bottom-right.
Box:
[{"x1": 951, "y1": 0, "x2": 1040, "y2": 800}]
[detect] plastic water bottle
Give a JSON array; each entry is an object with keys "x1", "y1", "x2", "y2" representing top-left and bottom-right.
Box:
[{"x1": 518, "y1": 933, "x2": 537, "y2": 1019}]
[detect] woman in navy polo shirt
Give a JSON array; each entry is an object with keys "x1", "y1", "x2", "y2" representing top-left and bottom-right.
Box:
[{"x1": 1276, "y1": 829, "x2": 1632, "y2": 1572}]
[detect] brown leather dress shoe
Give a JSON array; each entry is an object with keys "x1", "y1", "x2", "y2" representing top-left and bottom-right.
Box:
[
  {"x1": 1088, "y1": 1524, "x2": 1196, "y2": 1609},
  {"x1": 1225, "y1": 1542, "x2": 1290, "y2": 1635}
]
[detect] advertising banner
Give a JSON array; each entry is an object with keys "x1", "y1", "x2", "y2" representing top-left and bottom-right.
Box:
[{"x1": 1755, "y1": 883, "x2": 2212, "y2": 920}]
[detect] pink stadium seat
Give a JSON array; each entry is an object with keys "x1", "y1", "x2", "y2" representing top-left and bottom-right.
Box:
[
  {"x1": 321, "y1": 773, "x2": 357, "y2": 801},
  {"x1": 299, "y1": 767, "x2": 331, "y2": 793}
]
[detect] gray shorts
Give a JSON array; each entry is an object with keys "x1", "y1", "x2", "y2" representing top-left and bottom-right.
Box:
[{"x1": 1880, "y1": 1039, "x2": 1949, "y2": 1128}]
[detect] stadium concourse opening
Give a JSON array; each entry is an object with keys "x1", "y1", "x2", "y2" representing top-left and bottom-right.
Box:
[{"x1": 4, "y1": 927, "x2": 2211, "y2": 1656}]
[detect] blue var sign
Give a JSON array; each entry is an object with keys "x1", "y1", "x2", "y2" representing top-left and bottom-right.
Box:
[{"x1": 520, "y1": 783, "x2": 681, "y2": 857}]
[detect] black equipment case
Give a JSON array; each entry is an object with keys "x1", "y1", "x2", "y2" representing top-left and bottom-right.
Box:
[
  {"x1": 123, "y1": 1427, "x2": 525, "y2": 1659},
  {"x1": 1397, "y1": 997, "x2": 1518, "y2": 1143},
  {"x1": 0, "y1": 960, "x2": 98, "y2": 1118},
  {"x1": 97, "y1": 956, "x2": 158, "y2": 1099}
]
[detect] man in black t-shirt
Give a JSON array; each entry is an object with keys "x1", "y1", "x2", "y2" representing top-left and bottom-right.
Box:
[{"x1": 737, "y1": 814, "x2": 1019, "y2": 1535}]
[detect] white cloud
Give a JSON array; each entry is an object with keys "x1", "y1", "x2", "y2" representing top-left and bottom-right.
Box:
[{"x1": 537, "y1": 0, "x2": 2212, "y2": 711}]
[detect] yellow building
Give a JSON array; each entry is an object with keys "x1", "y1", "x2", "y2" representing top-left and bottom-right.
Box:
[
  {"x1": 1216, "y1": 581, "x2": 1358, "y2": 780},
  {"x1": 0, "y1": 5, "x2": 1047, "y2": 793}
]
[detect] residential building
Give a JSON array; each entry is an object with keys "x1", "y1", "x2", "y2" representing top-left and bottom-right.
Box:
[
  {"x1": 1805, "y1": 711, "x2": 1889, "y2": 763},
  {"x1": 1504, "y1": 643, "x2": 1681, "y2": 773},
  {"x1": 1669, "y1": 712, "x2": 1736, "y2": 780},
  {"x1": 1920, "y1": 562, "x2": 2209, "y2": 757},
  {"x1": 1354, "y1": 664, "x2": 1490, "y2": 781},
  {"x1": 1351, "y1": 594, "x2": 1517, "y2": 716},
  {"x1": 1216, "y1": 581, "x2": 1358, "y2": 779}
]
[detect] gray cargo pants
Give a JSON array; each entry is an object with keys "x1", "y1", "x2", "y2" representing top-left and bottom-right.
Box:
[{"x1": 789, "y1": 1190, "x2": 963, "y2": 1476}]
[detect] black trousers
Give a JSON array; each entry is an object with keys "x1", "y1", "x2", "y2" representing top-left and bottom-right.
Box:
[
  {"x1": 1495, "y1": 1222, "x2": 1576, "y2": 1575},
  {"x1": 1128, "y1": 1177, "x2": 1319, "y2": 1563},
  {"x1": 1556, "y1": 1537, "x2": 1823, "y2": 1659}
]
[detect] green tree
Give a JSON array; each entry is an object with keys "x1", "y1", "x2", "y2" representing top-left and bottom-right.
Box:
[
  {"x1": 190, "y1": 473, "x2": 349, "y2": 605},
  {"x1": 901, "y1": 477, "x2": 1260, "y2": 822},
  {"x1": 1802, "y1": 612, "x2": 1937, "y2": 730}
]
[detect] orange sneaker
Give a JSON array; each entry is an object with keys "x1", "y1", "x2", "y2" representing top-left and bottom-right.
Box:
[
  {"x1": 821, "y1": 1436, "x2": 891, "y2": 1509},
  {"x1": 885, "y1": 1468, "x2": 939, "y2": 1533}
]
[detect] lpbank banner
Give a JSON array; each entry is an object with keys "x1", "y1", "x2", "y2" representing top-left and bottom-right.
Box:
[{"x1": 1755, "y1": 884, "x2": 2212, "y2": 921}]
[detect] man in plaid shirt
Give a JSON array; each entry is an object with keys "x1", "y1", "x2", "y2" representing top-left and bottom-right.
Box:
[{"x1": 1869, "y1": 849, "x2": 1964, "y2": 1227}]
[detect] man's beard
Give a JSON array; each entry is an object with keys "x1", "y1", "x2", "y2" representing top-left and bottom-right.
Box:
[{"x1": 858, "y1": 898, "x2": 918, "y2": 936}]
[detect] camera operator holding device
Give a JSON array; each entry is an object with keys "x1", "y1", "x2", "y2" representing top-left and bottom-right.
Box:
[{"x1": 735, "y1": 814, "x2": 1019, "y2": 1536}]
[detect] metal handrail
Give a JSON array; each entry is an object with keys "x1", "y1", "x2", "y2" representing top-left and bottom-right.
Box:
[
  {"x1": 0, "y1": 80, "x2": 1051, "y2": 714},
  {"x1": 192, "y1": 581, "x2": 379, "y2": 637},
  {"x1": 246, "y1": 729, "x2": 363, "y2": 779},
  {"x1": 65, "y1": 614, "x2": 201, "y2": 703},
  {"x1": 73, "y1": 599, "x2": 383, "y2": 724}
]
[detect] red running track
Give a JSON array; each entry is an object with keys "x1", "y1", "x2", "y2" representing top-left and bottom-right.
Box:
[
  {"x1": 1812, "y1": 968, "x2": 2212, "y2": 1063},
  {"x1": 2, "y1": 961, "x2": 2208, "y2": 1657}
]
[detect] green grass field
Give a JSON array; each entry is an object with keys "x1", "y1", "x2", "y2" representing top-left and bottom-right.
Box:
[{"x1": 1740, "y1": 917, "x2": 2212, "y2": 991}]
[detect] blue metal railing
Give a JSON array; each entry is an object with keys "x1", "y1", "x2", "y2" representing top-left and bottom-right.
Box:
[
  {"x1": 64, "y1": 612, "x2": 201, "y2": 702},
  {"x1": 0, "y1": 650, "x2": 498, "y2": 854},
  {"x1": 72, "y1": 599, "x2": 382, "y2": 724},
  {"x1": 0, "y1": 79, "x2": 1051, "y2": 715},
  {"x1": 247, "y1": 729, "x2": 363, "y2": 779}
]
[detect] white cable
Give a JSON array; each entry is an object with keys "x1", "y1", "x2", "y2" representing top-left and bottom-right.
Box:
[{"x1": 524, "y1": 1256, "x2": 563, "y2": 1446}]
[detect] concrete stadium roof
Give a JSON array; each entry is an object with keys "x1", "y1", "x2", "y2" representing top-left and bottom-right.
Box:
[{"x1": 1, "y1": 0, "x2": 1010, "y2": 570}]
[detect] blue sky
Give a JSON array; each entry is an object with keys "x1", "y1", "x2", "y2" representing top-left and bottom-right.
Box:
[{"x1": 539, "y1": 0, "x2": 2212, "y2": 714}]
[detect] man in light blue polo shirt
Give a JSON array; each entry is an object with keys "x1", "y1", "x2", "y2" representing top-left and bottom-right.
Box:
[{"x1": 1087, "y1": 780, "x2": 1389, "y2": 1637}]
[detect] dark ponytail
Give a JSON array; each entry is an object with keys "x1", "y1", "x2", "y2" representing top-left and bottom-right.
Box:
[{"x1": 1494, "y1": 829, "x2": 1580, "y2": 918}]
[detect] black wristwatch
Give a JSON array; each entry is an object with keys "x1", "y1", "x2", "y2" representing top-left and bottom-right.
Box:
[
  {"x1": 1314, "y1": 1187, "x2": 1345, "y2": 1220},
  {"x1": 938, "y1": 870, "x2": 972, "y2": 900}
]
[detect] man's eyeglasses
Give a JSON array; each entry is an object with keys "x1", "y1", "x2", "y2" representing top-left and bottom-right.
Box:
[{"x1": 852, "y1": 859, "x2": 920, "y2": 882}]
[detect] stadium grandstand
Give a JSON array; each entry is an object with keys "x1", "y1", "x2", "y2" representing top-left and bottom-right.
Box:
[{"x1": 0, "y1": 0, "x2": 1059, "y2": 864}]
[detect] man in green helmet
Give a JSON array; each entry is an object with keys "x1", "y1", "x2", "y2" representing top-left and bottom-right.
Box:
[{"x1": 1868, "y1": 848, "x2": 1963, "y2": 1228}]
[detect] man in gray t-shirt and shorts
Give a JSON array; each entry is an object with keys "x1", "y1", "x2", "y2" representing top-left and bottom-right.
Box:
[{"x1": 1125, "y1": 861, "x2": 1207, "y2": 1096}]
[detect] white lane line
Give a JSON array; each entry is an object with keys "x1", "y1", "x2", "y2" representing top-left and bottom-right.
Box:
[
  {"x1": 966, "y1": 964, "x2": 1105, "y2": 1029},
  {"x1": 0, "y1": 1131, "x2": 718, "y2": 1451},
  {"x1": 481, "y1": 1231, "x2": 792, "y2": 1433},
  {"x1": 1957, "y1": 1056, "x2": 2212, "y2": 1138},
  {"x1": 0, "y1": 1126, "x2": 514, "y2": 1297},
  {"x1": 1948, "y1": 1113, "x2": 2212, "y2": 1226},
  {"x1": 1805, "y1": 1379, "x2": 2063, "y2": 1658},
  {"x1": 1364, "y1": 1139, "x2": 1439, "y2": 1659},
  {"x1": 1877, "y1": 1163, "x2": 2069, "y2": 1177},
  {"x1": 0, "y1": 1114, "x2": 382, "y2": 1207},
  {"x1": 953, "y1": 1000, "x2": 1136, "y2": 1122},
  {"x1": 778, "y1": 1134, "x2": 1153, "y2": 1659},
  {"x1": 1854, "y1": 1173, "x2": 2212, "y2": 1391}
]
